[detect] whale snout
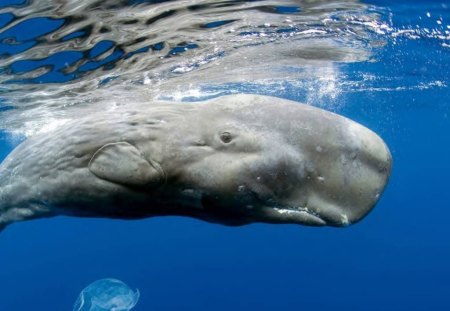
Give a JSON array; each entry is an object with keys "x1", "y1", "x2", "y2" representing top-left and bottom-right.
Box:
[
  {"x1": 260, "y1": 111, "x2": 392, "y2": 227},
  {"x1": 307, "y1": 120, "x2": 392, "y2": 227}
]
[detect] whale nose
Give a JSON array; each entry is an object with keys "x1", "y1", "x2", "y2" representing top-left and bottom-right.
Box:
[
  {"x1": 256, "y1": 118, "x2": 392, "y2": 227},
  {"x1": 309, "y1": 120, "x2": 392, "y2": 226}
]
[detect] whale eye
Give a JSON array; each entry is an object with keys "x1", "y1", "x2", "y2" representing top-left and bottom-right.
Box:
[{"x1": 220, "y1": 132, "x2": 233, "y2": 144}]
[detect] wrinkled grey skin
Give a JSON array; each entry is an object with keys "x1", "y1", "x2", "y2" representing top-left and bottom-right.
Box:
[{"x1": 0, "y1": 95, "x2": 391, "y2": 231}]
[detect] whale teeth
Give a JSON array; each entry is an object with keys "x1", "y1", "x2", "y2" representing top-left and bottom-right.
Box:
[
  {"x1": 269, "y1": 206, "x2": 326, "y2": 226},
  {"x1": 273, "y1": 206, "x2": 320, "y2": 218},
  {"x1": 340, "y1": 214, "x2": 350, "y2": 226},
  {"x1": 273, "y1": 208, "x2": 303, "y2": 215}
]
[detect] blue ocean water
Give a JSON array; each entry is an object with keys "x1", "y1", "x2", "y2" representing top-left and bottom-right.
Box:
[{"x1": 0, "y1": 0, "x2": 449, "y2": 310}]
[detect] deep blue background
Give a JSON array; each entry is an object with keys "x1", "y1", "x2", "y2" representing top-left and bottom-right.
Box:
[{"x1": 1, "y1": 0, "x2": 450, "y2": 310}]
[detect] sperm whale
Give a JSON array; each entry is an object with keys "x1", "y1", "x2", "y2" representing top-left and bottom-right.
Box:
[{"x1": 0, "y1": 94, "x2": 391, "y2": 231}]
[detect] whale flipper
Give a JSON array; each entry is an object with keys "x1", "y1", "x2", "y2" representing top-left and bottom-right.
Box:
[{"x1": 89, "y1": 142, "x2": 164, "y2": 187}]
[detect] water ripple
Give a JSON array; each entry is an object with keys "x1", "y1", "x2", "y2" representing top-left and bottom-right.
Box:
[{"x1": 0, "y1": 0, "x2": 392, "y2": 135}]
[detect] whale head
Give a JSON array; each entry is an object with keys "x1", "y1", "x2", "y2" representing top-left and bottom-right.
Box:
[{"x1": 170, "y1": 95, "x2": 392, "y2": 227}]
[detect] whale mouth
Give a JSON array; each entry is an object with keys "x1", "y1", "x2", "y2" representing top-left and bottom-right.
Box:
[
  {"x1": 260, "y1": 205, "x2": 327, "y2": 226},
  {"x1": 246, "y1": 190, "x2": 328, "y2": 226}
]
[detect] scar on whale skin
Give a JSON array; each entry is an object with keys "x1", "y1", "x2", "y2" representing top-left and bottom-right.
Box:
[{"x1": 0, "y1": 94, "x2": 392, "y2": 231}]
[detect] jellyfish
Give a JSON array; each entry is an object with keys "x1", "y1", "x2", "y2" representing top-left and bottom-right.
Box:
[{"x1": 73, "y1": 278, "x2": 140, "y2": 311}]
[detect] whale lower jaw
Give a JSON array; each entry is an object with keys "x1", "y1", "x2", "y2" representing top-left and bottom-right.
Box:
[
  {"x1": 258, "y1": 206, "x2": 327, "y2": 226},
  {"x1": 258, "y1": 204, "x2": 356, "y2": 227}
]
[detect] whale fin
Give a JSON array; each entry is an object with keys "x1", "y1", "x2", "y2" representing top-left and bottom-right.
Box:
[{"x1": 89, "y1": 142, "x2": 164, "y2": 187}]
